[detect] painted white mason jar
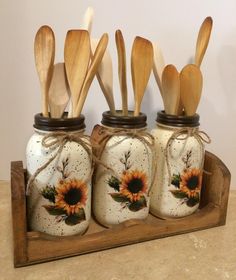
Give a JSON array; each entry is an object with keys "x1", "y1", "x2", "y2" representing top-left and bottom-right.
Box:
[
  {"x1": 150, "y1": 111, "x2": 210, "y2": 219},
  {"x1": 26, "y1": 113, "x2": 92, "y2": 236},
  {"x1": 92, "y1": 111, "x2": 155, "y2": 227}
]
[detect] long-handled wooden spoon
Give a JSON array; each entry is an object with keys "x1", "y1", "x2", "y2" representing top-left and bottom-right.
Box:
[
  {"x1": 34, "y1": 25, "x2": 55, "y2": 117},
  {"x1": 194, "y1": 17, "x2": 213, "y2": 67},
  {"x1": 152, "y1": 42, "x2": 165, "y2": 96},
  {"x1": 64, "y1": 30, "x2": 90, "y2": 117},
  {"x1": 91, "y1": 39, "x2": 116, "y2": 115},
  {"x1": 162, "y1": 64, "x2": 180, "y2": 115},
  {"x1": 82, "y1": 6, "x2": 94, "y2": 34},
  {"x1": 131, "y1": 37, "x2": 154, "y2": 116},
  {"x1": 180, "y1": 64, "x2": 203, "y2": 116},
  {"x1": 115, "y1": 30, "x2": 128, "y2": 116},
  {"x1": 48, "y1": 63, "x2": 70, "y2": 118},
  {"x1": 75, "y1": 33, "x2": 109, "y2": 117}
]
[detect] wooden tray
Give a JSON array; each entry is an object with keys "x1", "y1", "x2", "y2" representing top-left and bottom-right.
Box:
[{"x1": 11, "y1": 151, "x2": 231, "y2": 267}]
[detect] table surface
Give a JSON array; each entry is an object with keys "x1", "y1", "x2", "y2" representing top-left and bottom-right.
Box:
[{"x1": 0, "y1": 180, "x2": 235, "y2": 280}]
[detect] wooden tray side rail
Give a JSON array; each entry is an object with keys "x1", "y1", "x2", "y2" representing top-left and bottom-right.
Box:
[{"x1": 11, "y1": 151, "x2": 231, "y2": 267}]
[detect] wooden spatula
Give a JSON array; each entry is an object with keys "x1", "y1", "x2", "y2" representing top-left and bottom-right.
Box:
[
  {"x1": 91, "y1": 39, "x2": 116, "y2": 115},
  {"x1": 49, "y1": 63, "x2": 70, "y2": 118},
  {"x1": 115, "y1": 30, "x2": 128, "y2": 116},
  {"x1": 194, "y1": 17, "x2": 213, "y2": 67},
  {"x1": 81, "y1": 6, "x2": 94, "y2": 34},
  {"x1": 152, "y1": 42, "x2": 165, "y2": 96},
  {"x1": 131, "y1": 36, "x2": 154, "y2": 116},
  {"x1": 64, "y1": 30, "x2": 90, "y2": 117},
  {"x1": 75, "y1": 33, "x2": 109, "y2": 117},
  {"x1": 34, "y1": 25, "x2": 55, "y2": 117},
  {"x1": 180, "y1": 64, "x2": 203, "y2": 116},
  {"x1": 162, "y1": 64, "x2": 180, "y2": 115}
]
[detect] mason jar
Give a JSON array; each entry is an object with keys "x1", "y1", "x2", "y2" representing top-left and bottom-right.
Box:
[
  {"x1": 91, "y1": 110, "x2": 155, "y2": 227},
  {"x1": 26, "y1": 113, "x2": 92, "y2": 236},
  {"x1": 150, "y1": 111, "x2": 210, "y2": 219}
]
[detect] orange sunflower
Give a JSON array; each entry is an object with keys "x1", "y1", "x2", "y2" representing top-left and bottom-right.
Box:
[
  {"x1": 119, "y1": 170, "x2": 148, "y2": 202},
  {"x1": 180, "y1": 168, "x2": 202, "y2": 198},
  {"x1": 55, "y1": 179, "x2": 87, "y2": 215}
]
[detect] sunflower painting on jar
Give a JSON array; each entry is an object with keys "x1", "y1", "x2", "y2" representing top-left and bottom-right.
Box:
[
  {"x1": 107, "y1": 150, "x2": 148, "y2": 212},
  {"x1": 170, "y1": 150, "x2": 203, "y2": 207},
  {"x1": 41, "y1": 158, "x2": 88, "y2": 225}
]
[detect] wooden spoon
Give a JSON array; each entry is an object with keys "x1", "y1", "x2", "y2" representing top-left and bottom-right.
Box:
[
  {"x1": 152, "y1": 42, "x2": 165, "y2": 96},
  {"x1": 194, "y1": 17, "x2": 213, "y2": 67},
  {"x1": 64, "y1": 30, "x2": 90, "y2": 117},
  {"x1": 75, "y1": 33, "x2": 109, "y2": 117},
  {"x1": 131, "y1": 36, "x2": 154, "y2": 116},
  {"x1": 34, "y1": 25, "x2": 55, "y2": 117},
  {"x1": 48, "y1": 63, "x2": 70, "y2": 118},
  {"x1": 115, "y1": 30, "x2": 128, "y2": 116},
  {"x1": 91, "y1": 39, "x2": 116, "y2": 115},
  {"x1": 162, "y1": 64, "x2": 180, "y2": 115},
  {"x1": 180, "y1": 64, "x2": 203, "y2": 116},
  {"x1": 82, "y1": 6, "x2": 94, "y2": 34}
]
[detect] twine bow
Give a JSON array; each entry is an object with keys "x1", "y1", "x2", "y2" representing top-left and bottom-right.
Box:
[
  {"x1": 164, "y1": 127, "x2": 211, "y2": 186},
  {"x1": 26, "y1": 131, "x2": 92, "y2": 195}
]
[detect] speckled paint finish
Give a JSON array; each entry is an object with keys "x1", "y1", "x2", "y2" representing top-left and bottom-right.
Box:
[
  {"x1": 150, "y1": 124, "x2": 204, "y2": 218},
  {"x1": 26, "y1": 129, "x2": 92, "y2": 236},
  {"x1": 93, "y1": 130, "x2": 153, "y2": 227}
]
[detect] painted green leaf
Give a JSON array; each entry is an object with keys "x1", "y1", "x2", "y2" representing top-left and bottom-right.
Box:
[
  {"x1": 186, "y1": 195, "x2": 200, "y2": 207},
  {"x1": 41, "y1": 185, "x2": 57, "y2": 203},
  {"x1": 170, "y1": 189, "x2": 188, "y2": 199},
  {"x1": 128, "y1": 196, "x2": 147, "y2": 212},
  {"x1": 171, "y1": 174, "x2": 181, "y2": 188},
  {"x1": 107, "y1": 176, "x2": 121, "y2": 191},
  {"x1": 109, "y1": 193, "x2": 130, "y2": 203},
  {"x1": 65, "y1": 208, "x2": 86, "y2": 226},
  {"x1": 43, "y1": 205, "x2": 67, "y2": 216}
]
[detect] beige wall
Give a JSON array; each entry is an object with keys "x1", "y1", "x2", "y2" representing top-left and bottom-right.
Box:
[{"x1": 0, "y1": 0, "x2": 235, "y2": 188}]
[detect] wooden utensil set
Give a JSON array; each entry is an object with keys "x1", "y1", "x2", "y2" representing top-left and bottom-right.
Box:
[
  {"x1": 34, "y1": 14, "x2": 212, "y2": 119},
  {"x1": 153, "y1": 16, "x2": 213, "y2": 116}
]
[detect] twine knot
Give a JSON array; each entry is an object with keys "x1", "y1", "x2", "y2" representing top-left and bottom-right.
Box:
[
  {"x1": 26, "y1": 131, "x2": 92, "y2": 195},
  {"x1": 164, "y1": 127, "x2": 211, "y2": 186}
]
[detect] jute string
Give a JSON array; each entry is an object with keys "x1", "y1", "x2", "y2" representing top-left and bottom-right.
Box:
[
  {"x1": 26, "y1": 131, "x2": 93, "y2": 195},
  {"x1": 91, "y1": 127, "x2": 157, "y2": 196},
  {"x1": 163, "y1": 126, "x2": 211, "y2": 186}
]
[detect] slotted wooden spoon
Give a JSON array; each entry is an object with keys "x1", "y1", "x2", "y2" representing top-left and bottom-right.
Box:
[
  {"x1": 162, "y1": 64, "x2": 180, "y2": 115},
  {"x1": 194, "y1": 17, "x2": 213, "y2": 67},
  {"x1": 48, "y1": 63, "x2": 70, "y2": 118},
  {"x1": 115, "y1": 30, "x2": 128, "y2": 116},
  {"x1": 34, "y1": 25, "x2": 55, "y2": 117},
  {"x1": 75, "y1": 33, "x2": 109, "y2": 117},
  {"x1": 180, "y1": 64, "x2": 203, "y2": 116},
  {"x1": 64, "y1": 30, "x2": 90, "y2": 117},
  {"x1": 131, "y1": 36, "x2": 154, "y2": 116}
]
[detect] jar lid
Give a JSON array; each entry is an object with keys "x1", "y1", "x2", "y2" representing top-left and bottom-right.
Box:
[
  {"x1": 34, "y1": 113, "x2": 86, "y2": 131},
  {"x1": 101, "y1": 110, "x2": 147, "y2": 129},
  {"x1": 156, "y1": 111, "x2": 200, "y2": 127}
]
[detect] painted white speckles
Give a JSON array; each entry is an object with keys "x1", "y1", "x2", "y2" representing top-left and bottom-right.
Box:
[
  {"x1": 26, "y1": 129, "x2": 92, "y2": 236},
  {"x1": 150, "y1": 124, "x2": 204, "y2": 218},
  {"x1": 93, "y1": 130, "x2": 153, "y2": 227}
]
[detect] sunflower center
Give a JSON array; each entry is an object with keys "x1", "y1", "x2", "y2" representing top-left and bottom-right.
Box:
[
  {"x1": 64, "y1": 188, "x2": 82, "y2": 205},
  {"x1": 187, "y1": 176, "x2": 199, "y2": 190},
  {"x1": 127, "y1": 178, "x2": 143, "y2": 193}
]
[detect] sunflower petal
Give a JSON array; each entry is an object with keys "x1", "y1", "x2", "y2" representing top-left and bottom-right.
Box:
[{"x1": 128, "y1": 196, "x2": 147, "y2": 212}]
